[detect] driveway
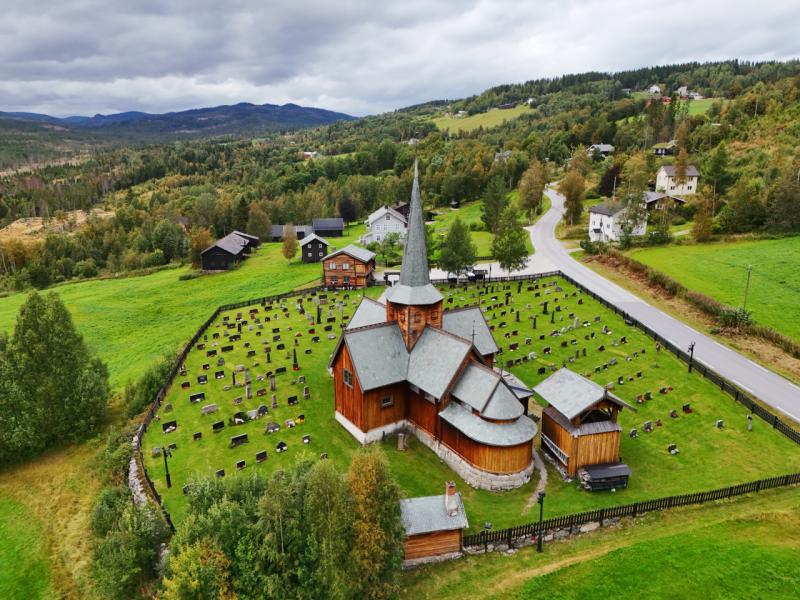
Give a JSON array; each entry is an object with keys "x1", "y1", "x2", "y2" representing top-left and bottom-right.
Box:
[{"x1": 430, "y1": 187, "x2": 800, "y2": 421}]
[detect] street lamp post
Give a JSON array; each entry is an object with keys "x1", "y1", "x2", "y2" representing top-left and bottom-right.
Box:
[
  {"x1": 163, "y1": 447, "x2": 172, "y2": 489},
  {"x1": 536, "y1": 491, "x2": 546, "y2": 552},
  {"x1": 688, "y1": 342, "x2": 696, "y2": 373},
  {"x1": 743, "y1": 265, "x2": 753, "y2": 311}
]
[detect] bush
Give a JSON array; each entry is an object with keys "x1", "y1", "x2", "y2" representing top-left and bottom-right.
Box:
[
  {"x1": 178, "y1": 272, "x2": 200, "y2": 281},
  {"x1": 92, "y1": 487, "x2": 131, "y2": 537},
  {"x1": 141, "y1": 249, "x2": 166, "y2": 268},
  {"x1": 124, "y1": 354, "x2": 175, "y2": 418}
]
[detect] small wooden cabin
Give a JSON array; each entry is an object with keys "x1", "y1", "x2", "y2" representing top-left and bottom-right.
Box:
[
  {"x1": 200, "y1": 232, "x2": 249, "y2": 271},
  {"x1": 534, "y1": 368, "x2": 635, "y2": 477},
  {"x1": 299, "y1": 233, "x2": 328, "y2": 263},
  {"x1": 400, "y1": 483, "x2": 468, "y2": 565},
  {"x1": 322, "y1": 244, "x2": 375, "y2": 288}
]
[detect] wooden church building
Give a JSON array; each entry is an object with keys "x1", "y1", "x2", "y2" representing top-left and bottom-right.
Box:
[{"x1": 329, "y1": 162, "x2": 537, "y2": 490}]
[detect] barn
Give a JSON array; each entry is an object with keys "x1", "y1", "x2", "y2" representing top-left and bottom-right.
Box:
[
  {"x1": 400, "y1": 482, "x2": 468, "y2": 565},
  {"x1": 200, "y1": 232, "x2": 251, "y2": 271},
  {"x1": 299, "y1": 233, "x2": 329, "y2": 263},
  {"x1": 534, "y1": 368, "x2": 635, "y2": 478},
  {"x1": 312, "y1": 217, "x2": 344, "y2": 237}
]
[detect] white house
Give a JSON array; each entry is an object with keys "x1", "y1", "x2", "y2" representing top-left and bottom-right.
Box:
[
  {"x1": 655, "y1": 165, "x2": 700, "y2": 195},
  {"x1": 361, "y1": 205, "x2": 408, "y2": 245},
  {"x1": 648, "y1": 84, "x2": 662, "y2": 95},
  {"x1": 587, "y1": 143, "x2": 614, "y2": 157},
  {"x1": 588, "y1": 202, "x2": 647, "y2": 243}
]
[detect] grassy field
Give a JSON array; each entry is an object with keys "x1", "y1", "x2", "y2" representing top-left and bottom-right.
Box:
[
  {"x1": 433, "y1": 105, "x2": 533, "y2": 133},
  {"x1": 0, "y1": 498, "x2": 50, "y2": 599},
  {"x1": 400, "y1": 484, "x2": 800, "y2": 599},
  {"x1": 143, "y1": 276, "x2": 800, "y2": 532},
  {"x1": 629, "y1": 237, "x2": 800, "y2": 342},
  {"x1": 430, "y1": 195, "x2": 535, "y2": 257}
]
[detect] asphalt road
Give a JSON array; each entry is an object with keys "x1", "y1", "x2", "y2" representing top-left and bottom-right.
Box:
[{"x1": 430, "y1": 187, "x2": 800, "y2": 421}]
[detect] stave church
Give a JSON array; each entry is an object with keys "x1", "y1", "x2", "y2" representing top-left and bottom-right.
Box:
[{"x1": 329, "y1": 163, "x2": 538, "y2": 490}]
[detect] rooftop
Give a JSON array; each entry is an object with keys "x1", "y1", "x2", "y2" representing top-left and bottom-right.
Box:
[
  {"x1": 442, "y1": 306, "x2": 499, "y2": 357},
  {"x1": 439, "y1": 401, "x2": 537, "y2": 447},
  {"x1": 534, "y1": 368, "x2": 635, "y2": 421},
  {"x1": 299, "y1": 233, "x2": 329, "y2": 246},
  {"x1": 588, "y1": 202, "x2": 627, "y2": 217},
  {"x1": 346, "y1": 297, "x2": 387, "y2": 330},
  {"x1": 659, "y1": 164, "x2": 700, "y2": 178},
  {"x1": 400, "y1": 493, "x2": 468, "y2": 536},
  {"x1": 323, "y1": 244, "x2": 376, "y2": 263}
]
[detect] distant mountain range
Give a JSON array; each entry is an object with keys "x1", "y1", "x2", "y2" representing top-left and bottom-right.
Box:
[{"x1": 0, "y1": 102, "x2": 355, "y2": 141}]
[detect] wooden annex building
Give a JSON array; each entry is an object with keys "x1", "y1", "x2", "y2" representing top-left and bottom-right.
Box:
[
  {"x1": 329, "y1": 162, "x2": 538, "y2": 490},
  {"x1": 299, "y1": 233, "x2": 328, "y2": 263},
  {"x1": 400, "y1": 482, "x2": 468, "y2": 565},
  {"x1": 200, "y1": 230, "x2": 261, "y2": 271},
  {"x1": 534, "y1": 368, "x2": 635, "y2": 480},
  {"x1": 322, "y1": 244, "x2": 376, "y2": 288}
]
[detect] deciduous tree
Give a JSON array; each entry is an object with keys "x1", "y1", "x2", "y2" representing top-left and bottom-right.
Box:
[
  {"x1": 518, "y1": 159, "x2": 547, "y2": 222},
  {"x1": 281, "y1": 224, "x2": 298, "y2": 262},
  {"x1": 558, "y1": 170, "x2": 585, "y2": 225}
]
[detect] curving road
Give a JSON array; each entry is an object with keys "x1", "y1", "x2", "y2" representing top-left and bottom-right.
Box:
[{"x1": 430, "y1": 186, "x2": 800, "y2": 421}]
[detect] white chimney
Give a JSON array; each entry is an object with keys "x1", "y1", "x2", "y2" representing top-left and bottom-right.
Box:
[{"x1": 445, "y1": 481, "x2": 458, "y2": 516}]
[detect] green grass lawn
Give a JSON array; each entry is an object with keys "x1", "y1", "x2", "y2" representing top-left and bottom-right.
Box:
[
  {"x1": 430, "y1": 196, "x2": 534, "y2": 258},
  {"x1": 400, "y1": 485, "x2": 800, "y2": 599},
  {"x1": 142, "y1": 276, "x2": 800, "y2": 532},
  {"x1": 0, "y1": 498, "x2": 50, "y2": 600},
  {"x1": 432, "y1": 105, "x2": 534, "y2": 133},
  {"x1": 629, "y1": 237, "x2": 800, "y2": 342},
  {"x1": 0, "y1": 225, "x2": 364, "y2": 391}
]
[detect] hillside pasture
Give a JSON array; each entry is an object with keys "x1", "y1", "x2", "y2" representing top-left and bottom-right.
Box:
[
  {"x1": 629, "y1": 237, "x2": 800, "y2": 342},
  {"x1": 433, "y1": 105, "x2": 533, "y2": 133},
  {"x1": 142, "y1": 276, "x2": 800, "y2": 532}
]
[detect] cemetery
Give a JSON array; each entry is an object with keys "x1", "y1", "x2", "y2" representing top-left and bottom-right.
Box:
[{"x1": 141, "y1": 275, "x2": 800, "y2": 530}]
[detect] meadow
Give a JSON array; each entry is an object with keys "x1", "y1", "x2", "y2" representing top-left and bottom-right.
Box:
[
  {"x1": 400, "y1": 484, "x2": 800, "y2": 599},
  {"x1": 629, "y1": 236, "x2": 800, "y2": 342},
  {"x1": 142, "y1": 275, "x2": 800, "y2": 532},
  {"x1": 432, "y1": 105, "x2": 533, "y2": 133}
]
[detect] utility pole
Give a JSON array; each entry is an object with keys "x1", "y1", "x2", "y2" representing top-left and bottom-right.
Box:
[{"x1": 743, "y1": 265, "x2": 753, "y2": 311}]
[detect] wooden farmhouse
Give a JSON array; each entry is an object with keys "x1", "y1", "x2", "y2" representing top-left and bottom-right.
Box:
[
  {"x1": 200, "y1": 231, "x2": 261, "y2": 271},
  {"x1": 329, "y1": 162, "x2": 538, "y2": 490},
  {"x1": 322, "y1": 244, "x2": 376, "y2": 288},
  {"x1": 534, "y1": 368, "x2": 635, "y2": 478},
  {"x1": 299, "y1": 233, "x2": 328, "y2": 263},
  {"x1": 400, "y1": 482, "x2": 468, "y2": 565}
]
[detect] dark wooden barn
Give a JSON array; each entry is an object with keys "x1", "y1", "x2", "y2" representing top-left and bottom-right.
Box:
[
  {"x1": 200, "y1": 232, "x2": 251, "y2": 271},
  {"x1": 312, "y1": 217, "x2": 344, "y2": 237}
]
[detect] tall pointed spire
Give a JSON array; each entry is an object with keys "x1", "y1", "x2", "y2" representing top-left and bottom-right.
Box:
[{"x1": 399, "y1": 160, "x2": 430, "y2": 287}]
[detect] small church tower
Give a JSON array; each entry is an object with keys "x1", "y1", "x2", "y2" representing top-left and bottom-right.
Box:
[{"x1": 385, "y1": 161, "x2": 443, "y2": 349}]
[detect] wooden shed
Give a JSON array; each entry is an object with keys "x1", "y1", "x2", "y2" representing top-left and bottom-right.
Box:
[
  {"x1": 534, "y1": 368, "x2": 635, "y2": 477},
  {"x1": 400, "y1": 483, "x2": 468, "y2": 565}
]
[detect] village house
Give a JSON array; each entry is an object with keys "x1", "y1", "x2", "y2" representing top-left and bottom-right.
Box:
[
  {"x1": 329, "y1": 162, "x2": 538, "y2": 490},
  {"x1": 361, "y1": 205, "x2": 408, "y2": 244},
  {"x1": 642, "y1": 191, "x2": 687, "y2": 212},
  {"x1": 534, "y1": 368, "x2": 635, "y2": 487},
  {"x1": 652, "y1": 140, "x2": 678, "y2": 156},
  {"x1": 588, "y1": 202, "x2": 646, "y2": 243},
  {"x1": 655, "y1": 164, "x2": 700, "y2": 195},
  {"x1": 322, "y1": 244, "x2": 376, "y2": 288},
  {"x1": 587, "y1": 143, "x2": 614, "y2": 158},
  {"x1": 648, "y1": 84, "x2": 662, "y2": 95},
  {"x1": 299, "y1": 233, "x2": 328, "y2": 263}
]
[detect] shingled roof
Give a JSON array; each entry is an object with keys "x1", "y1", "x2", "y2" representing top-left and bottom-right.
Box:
[
  {"x1": 534, "y1": 368, "x2": 635, "y2": 420},
  {"x1": 659, "y1": 164, "x2": 700, "y2": 178},
  {"x1": 201, "y1": 232, "x2": 250, "y2": 256},
  {"x1": 442, "y1": 306, "x2": 499, "y2": 357}
]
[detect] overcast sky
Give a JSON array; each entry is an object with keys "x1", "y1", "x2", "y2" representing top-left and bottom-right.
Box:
[{"x1": 1, "y1": 0, "x2": 798, "y2": 117}]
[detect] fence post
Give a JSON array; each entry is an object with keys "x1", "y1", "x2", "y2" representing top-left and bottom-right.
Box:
[
  {"x1": 599, "y1": 508, "x2": 605, "y2": 526},
  {"x1": 632, "y1": 502, "x2": 638, "y2": 518},
  {"x1": 756, "y1": 479, "x2": 761, "y2": 493},
  {"x1": 507, "y1": 528, "x2": 513, "y2": 549},
  {"x1": 482, "y1": 530, "x2": 487, "y2": 553}
]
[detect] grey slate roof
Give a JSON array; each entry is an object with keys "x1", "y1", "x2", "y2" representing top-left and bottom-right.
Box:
[
  {"x1": 442, "y1": 306, "x2": 499, "y2": 357},
  {"x1": 407, "y1": 328, "x2": 470, "y2": 399},
  {"x1": 272, "y1": 224, "x2": 312, "y2": 238},
  {"x1": 642, "y1": 191, "x2": 687, "y2": 205},
  {"x1": 343, "y1": 323, "x2": 408, "y2": 391},
  {"x1": 495, "y1": 369, "x2": 534, "y2": 401},
  {"x1": 583, "y1": 462, "x2": 632, "y2": 479},
  {"x1": 231, "y1": 230, "x2": 260, "y2": 243},
  {"x1": 399, "y1": 160, "x2": 432, "y2": 289},
  {"x1": 450, "y1": 363, "x2": 524, "y2": 420},
  {"x1": 312, "y1": 217, "x2": 344, "y2": 230},
  {"x1": 299, "y1": 233, "x2": 328, "y2": 247},
  {"x1": 400, "y1": 493, "x2": 468, "y2": 536},
  {"x1": 384, "y1": 283, "x2": 443, "y2": 306},
  {"x1": 543, "y1": 405, "x2": 622, "y2": 436},
  {"x1": 440, "y1": 401, "x2": 537, "y2": 447},
  {"x1": 347, "y1": 298, "x2": 387, "y2": 330},
  {"x1": 534, "y1": 368, "x2": 635, "y2": 421},
  {"x1": 202, "y1": 232, "x2": 249, "y2": 256},
  {"x1": 323, "y1": 244, "x2": 376, "y2": 263},
  {"x1": 659, "y1": 165, "x2": 700, "y2": 177},
  {"x1": 588, "y1": 202, "x2": 626, "y2": 217}
]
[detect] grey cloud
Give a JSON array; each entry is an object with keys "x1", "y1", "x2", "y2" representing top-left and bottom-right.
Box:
[{"x1": 0, "y1": 0, "x2": 797, "y2": 117}]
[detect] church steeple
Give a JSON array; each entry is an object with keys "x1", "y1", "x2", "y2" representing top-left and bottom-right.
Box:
[{"x1": 385, "y1": 160, "x2": 443, "y2": 348}]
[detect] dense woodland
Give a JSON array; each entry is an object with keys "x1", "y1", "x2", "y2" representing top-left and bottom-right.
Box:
[{"x1": 0, "y1": 60, "x2": 798, "y2": 292}]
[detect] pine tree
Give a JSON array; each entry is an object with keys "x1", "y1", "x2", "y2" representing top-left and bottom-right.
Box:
[
  {"x1": 492, "y1": 206, "x2": 529, "y2": 273},
  {"x1": 281, "y1": 224, "x2": 298, "y2": 262},
  {"x1": 233, "y1": 196, "x2": 249, "y2": 231},
  {"x1": 438, "y1": 217, "x2": 477, "y2": 278},
  {"x1": 481, "y1": 175, "x2": 508, "y2": 233}
]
